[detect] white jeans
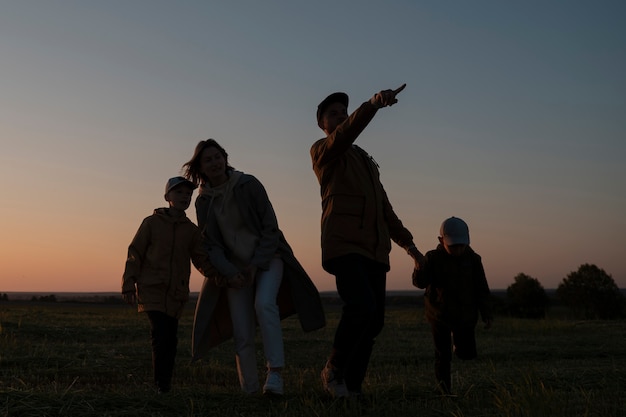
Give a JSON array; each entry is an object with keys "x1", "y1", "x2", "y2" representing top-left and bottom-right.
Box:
[{"x1": 228, "y1": 257, "x2": 284, "y2": 393}]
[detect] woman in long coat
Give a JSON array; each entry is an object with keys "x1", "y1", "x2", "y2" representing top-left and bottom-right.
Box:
[{"x1": 182, "y1": 139, "x2": 325, "y2": 395}]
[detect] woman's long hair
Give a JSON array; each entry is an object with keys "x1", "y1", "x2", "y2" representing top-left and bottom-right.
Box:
[{"x1": 182, "y1": 139, "x2": 234, "y2": 185}]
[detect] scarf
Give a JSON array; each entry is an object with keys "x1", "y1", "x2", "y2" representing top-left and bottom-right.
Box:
[{"x1": 199, "y1": 171, "x2": 258, "y2": 266}]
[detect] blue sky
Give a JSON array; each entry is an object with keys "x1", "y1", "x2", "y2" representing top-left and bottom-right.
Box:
[{"x1": 1, "y1": 1, "x2": 624, "y2": 292}]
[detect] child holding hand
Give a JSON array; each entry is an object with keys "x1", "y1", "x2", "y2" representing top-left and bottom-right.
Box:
[{"x1": 413, "y1": 216, "x2": 493, "y2": 395}]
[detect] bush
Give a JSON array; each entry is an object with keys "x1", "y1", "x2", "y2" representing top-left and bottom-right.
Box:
[
  {"x1": 556, "y1": 264, "x2": 626, "y2": 319},
  {"x1": 30, "y1": 294, "x2": 58, "y2": 303},
  {"x1": 507, "y1": 273, "x2": 549, "y2": 318}
]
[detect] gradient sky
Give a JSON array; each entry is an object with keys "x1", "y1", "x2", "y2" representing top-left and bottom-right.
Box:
[{"x1": 1, "y1": 1, "x2": 624, "y2": 293}]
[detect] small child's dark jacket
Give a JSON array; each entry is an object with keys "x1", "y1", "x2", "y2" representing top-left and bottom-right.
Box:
[{"x1": 413, "y1": 245, "x2": 492, "y2": 326}]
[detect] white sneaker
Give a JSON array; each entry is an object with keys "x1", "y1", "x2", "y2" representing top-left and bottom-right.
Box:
[
  {"x1": 263, "y1": 371, "x2": 284, "y2": 395},
  {"x1": 321, "y1": 362, "x2": 349, "y2": 398}
]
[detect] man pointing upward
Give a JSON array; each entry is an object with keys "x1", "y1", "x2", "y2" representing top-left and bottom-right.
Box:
[{"x1": 311, "y1": 84, "x2": 424, "y2": 398}]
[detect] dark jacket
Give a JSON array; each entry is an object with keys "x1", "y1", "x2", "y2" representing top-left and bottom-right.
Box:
[
  {"x1": 122, "y1": 208, "x2": 215, "y2": 319},
  {"x1": 310, "y1": 100, "x2": 415, "y2": 272},
  {"x1": 191, "y1": 172, "x2": 326, "y2": 360},
  {"x1": 413, "y1": 245, "x2": 492, "y2": 326}
]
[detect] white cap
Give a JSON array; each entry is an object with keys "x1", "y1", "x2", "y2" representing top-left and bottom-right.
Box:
[
  {"x1": 165, "y1": 176, "x2": 196, "y2": 194},
  {"x1": 440, "y1": 217, "x2": 470, "y2": 246}
]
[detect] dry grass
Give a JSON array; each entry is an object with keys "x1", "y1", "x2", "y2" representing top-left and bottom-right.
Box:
[{"x1": 1, "y1": 302, "x2": 625, "y2": 416}]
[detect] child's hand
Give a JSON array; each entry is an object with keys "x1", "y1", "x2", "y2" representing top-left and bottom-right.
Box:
[
  {"x1": 411, "y1": 268, "x2": 420, "y2": 288},
  {"x1": 413, "y1": 253, "x2": 425, "y2": 268},
  {"x1": 411, "y1": 265, "x2": 430, "y2": 289},
  {"x1": 408, "y1": 249, "x2": 425, "y2": 270}
]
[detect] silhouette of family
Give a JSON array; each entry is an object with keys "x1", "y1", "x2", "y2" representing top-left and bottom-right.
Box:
[{"x1": 122, "y1": 84, "x2": 493, "y2": 398}]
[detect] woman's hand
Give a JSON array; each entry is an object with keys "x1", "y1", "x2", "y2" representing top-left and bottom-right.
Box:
[
  {"x1": 241, "y1": 265, "x2": 258, "y2": 287},
  {"x1": 228, "y1": 273, "x2": 246, "y2": 289}
]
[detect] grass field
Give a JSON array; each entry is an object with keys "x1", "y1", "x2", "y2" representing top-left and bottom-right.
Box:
[{"x1": 1, "y1": 301, "x2": 625, "y2": 417}]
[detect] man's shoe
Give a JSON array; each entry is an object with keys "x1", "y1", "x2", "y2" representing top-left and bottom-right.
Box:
[
  {"x1": 156, "y1": 382, "x2": 171, "y2": 394},
  {"x1": 321, "y1": 362, "x2": 349, "y2": 398}
]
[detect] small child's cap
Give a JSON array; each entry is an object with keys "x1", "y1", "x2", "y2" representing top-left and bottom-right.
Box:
[
  {"x1": 165, "y1": 176, "x2": 197, "y2": 194},
  {"x1": 317, "y1": 92, "x2": 349, "y2": 124},
  {"x1": 440, "y1": 216, "x2": 470, "y2": 246}
]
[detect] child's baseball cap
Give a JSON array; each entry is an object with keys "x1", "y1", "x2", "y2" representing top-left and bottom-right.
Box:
[
  {"x1": 317, "y1": 92, "x2": 349, "y2": 125},
  {"x1": 440, "y1": 216, "x2": 470, "y2": 246},
  {"x1": 165, "y1": 176, "x2": 197, "y2": 194}
]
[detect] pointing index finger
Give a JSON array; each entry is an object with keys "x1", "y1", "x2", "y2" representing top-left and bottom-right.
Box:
[{"x1": 392, "y1": 83, "x2": 407, "y2": 96}]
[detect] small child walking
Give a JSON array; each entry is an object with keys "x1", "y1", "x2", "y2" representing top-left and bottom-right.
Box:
[
  {"x1": 412, "y1": 216, "x2": 493, "y2": 395},
  {"x1": 122, "y1": 176, "x2": 216, "y2": 393}
]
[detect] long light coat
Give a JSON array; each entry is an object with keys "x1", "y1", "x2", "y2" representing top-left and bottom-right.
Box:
[{"x1": 191, "y1": 172, "x2": 325, "y2": 360}]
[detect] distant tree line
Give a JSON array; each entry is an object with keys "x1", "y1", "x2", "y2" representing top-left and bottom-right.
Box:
[
  {"x1": 2, "y1": 263, "x2": 624, "y2": 319},
  {"x1": 31, "y1": 294, "x2": 57, "y2": 303},
  {"x1": 506, "y1": 263, "x2": 626, "y2": 320}
]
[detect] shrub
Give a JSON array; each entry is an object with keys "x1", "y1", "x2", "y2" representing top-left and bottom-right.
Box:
[
  {"x1": 30, "y1": 294, "x2": 58, "y2": 303},
  {"x1": 507, "y1": 273, "x2": 549, "y2": 318},
  {"x1": 556, "y1": 264, "x2": 626, "y2": 319}
]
